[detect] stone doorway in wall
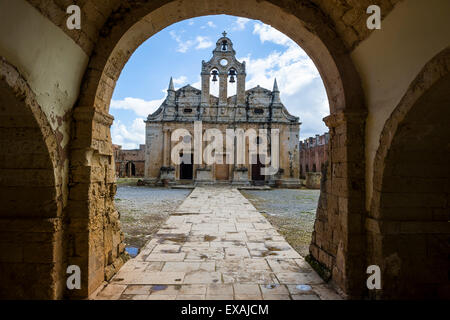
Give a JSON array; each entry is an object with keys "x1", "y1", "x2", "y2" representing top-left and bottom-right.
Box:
[
  {"x1": 251, "y1": 154, "x2": 265, "y2": 183},
  {"x1": 215, "y1": 163, "x2": 230, "y2": 181},
  {"x1": 215, "y1": 154, "x2": 230, "y2": 181},
  {"x1": 180, "y1": 153, "x2": 194, "y2": 180},
  {"x1": 126, "y1": 161, "x2": 136, "y2": 177}
]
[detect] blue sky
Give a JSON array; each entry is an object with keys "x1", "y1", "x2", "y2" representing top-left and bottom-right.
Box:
[{"x1": 111, "y1": 15, "x2": 329, "y2": 149}]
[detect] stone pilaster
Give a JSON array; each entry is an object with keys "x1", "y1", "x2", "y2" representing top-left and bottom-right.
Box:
[
  {"x1": 201, "y1": 72, "x2": 210, "y2": 107},
  {"x1": 162, "y1": 128, "x2": 171, "y2": 167},
  {"x1": 219, "y1": 73, "x2": 227, "y2": 106},
  {"x1": 236, "y1": 73, "x2": 246, "y2": 106},
  {"x1": 309, "y1": 110, "x2": 367, "y2": 299},
  {"x1": 67, "y1": 107, "x2": 127, "y2": 299}
]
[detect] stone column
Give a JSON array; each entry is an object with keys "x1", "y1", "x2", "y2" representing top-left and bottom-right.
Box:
[
  {"x1": 219, "y1": 73, "x2": 227, "y2": 106},
  {"x1": 201, "y1": 72, "x2": 210, "y2": 107},
  {"x1": 163, "y1": 128, "x2": 170, "y2": 166},
  {"x1": 308, "y1": 110, "x2": 367, "y2": 298},
  {"x1": 167, "y1": 129, "x2": 172, "y2": 166},
  {"x1": 67, "y1": 107, "x2": 127, "y2": 299},
  {"x1": 236, "y1": 73, "x2": 246, "y2": 106}
]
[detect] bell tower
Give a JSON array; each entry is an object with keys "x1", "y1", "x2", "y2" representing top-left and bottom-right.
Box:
[{"x1": 201, "y1": 32, "x2": 246, "y2": 107}]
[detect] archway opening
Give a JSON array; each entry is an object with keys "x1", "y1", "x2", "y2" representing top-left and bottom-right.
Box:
[
  {"x1": 109, "y1": 14, "x2": 329, "y2": 261},
  {"x1": 376, "y1": 74, "x2": 450, "y2": 299},
  {"x1": 71, "y1": 0, "x2": 366, "y2": 299},
  {"x1": 0, "y1": 62, "x2": 61, "y2": 299}
]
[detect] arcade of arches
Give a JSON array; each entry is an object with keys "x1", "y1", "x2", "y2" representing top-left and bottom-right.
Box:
[{"x1": 0, "y1": 0, "x2": 448, "y2": 299}]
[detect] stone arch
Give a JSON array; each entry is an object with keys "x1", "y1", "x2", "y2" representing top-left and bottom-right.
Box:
[
  {"x1": 77, "y1": 0, "x2": 364, "y2": 115},
  {"x1": 70, "y1": 0, "x2": 367, "y2": 298},
  {"x1": 0, "y1": 57, "x2": 64, "y2": 299},
  {"x1": 369, "y1": 48, "x2": 450, "y2": 299}
]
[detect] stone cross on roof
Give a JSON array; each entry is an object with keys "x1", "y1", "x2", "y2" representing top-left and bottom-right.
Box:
[{"x1": 222, "y1": 31, "x2": 227, "y2": 37}]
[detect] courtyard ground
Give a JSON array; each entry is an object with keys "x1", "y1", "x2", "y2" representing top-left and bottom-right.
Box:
[
  {"x1": 115, "y1": 184, "x2": 191, "y2": 251},
  {"x1": 240, "y1": 189, "x2": 319, "y2": 257},
  {"x1": 96, "y1": 186, "x2": 340, "y2": 300}
]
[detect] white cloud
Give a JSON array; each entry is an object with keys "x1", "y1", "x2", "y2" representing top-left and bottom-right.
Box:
[
  {"x1": 253, "y1": 22, "x2": 293, "y2": 47},
  {"x1": 207, "y1": 21, "x2": 217, "y2": 28},
  {"x1": 239, "y1": 47, "x2": 317, "y2": 96},
  {"x1": 242, "y1": 22, "x2": 329, "y2": 135},
  {"x1": 171, "y1": 22, "x2": 329, "y2": 139},
  {"x1": 173, "y1": 76, "x2": 188, "y2": 86},
  {"x1": 229, "y1": 22, "x2": 319, "y2": 97},
  {"x1": 110, "y1": 97, "x2": 165, "y2": 117},
  {"x1": 233, "y1": 17, "x2": 250, "y2": 31},
  {"x1": 192, "y1": 23, "x2": 320, "y2": 102},
  {"x1": 191, "y1": 77, "x2": 202, "y2": 90},
  {"x1": 195, "y1": 36, "x2": 213, "y2": 50},
  {"x1": 111, "y1": 118, "x2": 146, "y2": 149},
  {"x1": 170, "y1": 31, "x2": 213, "y2": 52},
  {"x1": 170, "y1": 30, "x2": 194, "y2": 53}
]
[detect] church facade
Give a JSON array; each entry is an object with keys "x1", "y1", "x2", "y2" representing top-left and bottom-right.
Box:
[{"x1": 144, "y1": 33, "x2": 301, "y2": 187}]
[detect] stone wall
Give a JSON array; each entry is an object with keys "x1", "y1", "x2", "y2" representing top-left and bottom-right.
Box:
[
  {"x1": 309, "y1": 111, "x2": 367, "y2": 298},
  {"x1": 299, "y1": 133, "x2": 329, "y2": 179},
  {"x1": 368, "y1": 49, "x2": 450, "y2": 299},
  {"x1": 0, "y1": 58, "x2": 64, "y2": 299},
  {"x1": 305, "y1": 172, "x2": 322, "y2": 189},
  {"x1": 145, "y1": 121, "x2": 300, "y2": 185},
  {"x1": 113, "y1": 144, "x2": 145, "y2": 177},
  {"x1": 25, "y1": 0, "x2": 401, "y2": 56},
  {"x1": 67, "y1": 106, "x2": 128, "y2": 298}
]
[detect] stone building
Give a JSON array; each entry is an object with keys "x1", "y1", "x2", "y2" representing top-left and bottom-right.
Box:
[
  {"x1": 113, "y1": 144, "x2": 145, "y2": 177},
  {"x1": 299, "y1": 133, "x2": 329, "y2": 188},
  {"x1": 144, "y1": 33, "x2": 301, "y2": 187},
  {"x1": 299, "y1": 133, "x2": 330, "y2": 177}
]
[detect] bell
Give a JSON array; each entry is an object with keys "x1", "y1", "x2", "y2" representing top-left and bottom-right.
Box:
[
  {"x1": 228, "y1": 69, "x2": 236, "y2": 83},
  {"x1": 221, "y1": 40, "x2": 228, "y2": 51},
  {"x1": 211, "y1": 70, "x2": 218, "y2": 82}
]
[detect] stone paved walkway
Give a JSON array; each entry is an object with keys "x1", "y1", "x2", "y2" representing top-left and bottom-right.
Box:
[{"x1": 94, "y1": 187, "x2": 342, "y2": 300}]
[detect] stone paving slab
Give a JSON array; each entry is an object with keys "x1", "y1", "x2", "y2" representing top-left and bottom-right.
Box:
[{"x1": 94, "y1": 187, "x2": 342, "y2": 300}]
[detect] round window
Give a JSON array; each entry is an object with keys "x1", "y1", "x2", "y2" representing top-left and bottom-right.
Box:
[{"x1": 220, "y1": 59, "x2": 228, "y2": 66}]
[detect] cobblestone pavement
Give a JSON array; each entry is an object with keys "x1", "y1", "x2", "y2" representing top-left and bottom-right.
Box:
[{"x1": 94, "y1": 187, "x2": 342, "y2": 300}]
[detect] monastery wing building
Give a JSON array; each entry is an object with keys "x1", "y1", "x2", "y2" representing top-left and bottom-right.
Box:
[{"x1": 145, "y1": 32, "x2": 301, "y2": 187}]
